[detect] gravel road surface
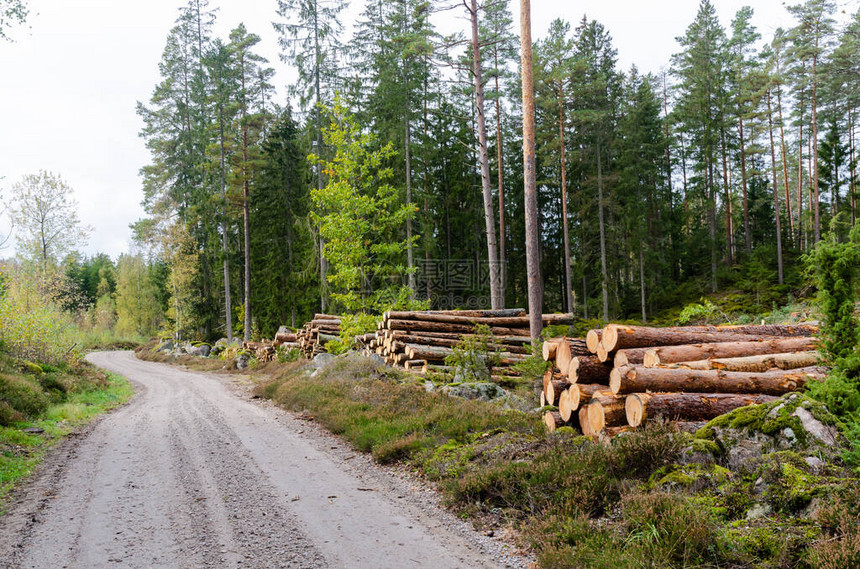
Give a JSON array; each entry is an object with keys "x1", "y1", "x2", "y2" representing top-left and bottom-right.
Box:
[{"x1": 0, "y1": 351, "x2": 523, "y2": 569}]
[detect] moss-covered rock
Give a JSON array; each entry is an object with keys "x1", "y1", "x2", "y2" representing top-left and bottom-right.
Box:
[{"x1": 695, "y1": 393, "x2": 846, "y2": 471}]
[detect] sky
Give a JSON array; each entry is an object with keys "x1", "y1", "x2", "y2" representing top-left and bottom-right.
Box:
[{"x1": 0, "y1": 0, "x2": 853, "y2": 260}]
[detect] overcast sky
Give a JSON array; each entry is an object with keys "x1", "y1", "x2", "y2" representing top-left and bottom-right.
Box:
[{"x1": 0, "y1": 0, "x2": 853, "y2": 260}]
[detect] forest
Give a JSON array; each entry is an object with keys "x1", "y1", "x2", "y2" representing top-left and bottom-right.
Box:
[{"x1": 66, "y1": 0, "x2": 860, "y2": 341}]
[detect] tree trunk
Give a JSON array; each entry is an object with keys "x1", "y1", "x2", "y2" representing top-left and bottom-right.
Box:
[
  {"x1": 610, "y1": 365, "x2": 824, "y2": 396},
  {"x1": 558, "y1": 86, "x2": 573, "y2": 314},
  {"x1": 405, "y1": 94, "x2": 416, "y2": 295},
  {"x1": 568, "y1": 355, "x2": 612, "y2": 384},
  {"x1": 812, "y1": 45, "x2": 821, "y2": 243},
  {"x1": 520, "y1": 0, "x2": 542, "y2": 339},
  {"x1": 721, "y1": 127, "x2": 734, "y2": 265},
  {"x1": 218, "y1": 108, "x2": 233, "y2": 341},
  {"x1": 766, "y1": 90, "x2": 784, "y2": 284},
  {"x1": 775, "y1": 58, "x2": 794, "y2": 244},
  {"x1": 597, "y1": 141, "x2": 609, "y2": 322},
  {"x1": 469, "y1": 0, "x2": 502, "y2": 310},
  {"x1": 661, "y1": 350, "x2": 820, "y2": 372},
  {"x1": 543, "y1": 410, "x2": 566, "y2": 432},
  {"x1": 643, "y1": 336, "x2": 818, "y2": 367},
  {"x1": 494, "y1": 45, "x2": 506, "y2": 303},
  {"x1": 586, "y1": 393, "x2": 627, "y2": 433},
  {"x1": 239, "y1": 52, "x2": 252, "y2": 342},
  {"x1": 625, "y1": 392, "x2": 779, "y2": 428},
  {"x1": 601, "y1": 323, "x2": 817, "y2": 352},
  {"x1": 738, "y1": 114, "x2": 751, "y2": 254},
  {"x1": 554, "y1": 337, "x2": 591, "y2": 374},
  {"x1": 639, "y1": 247, "x2": 646, "y2": 322}
]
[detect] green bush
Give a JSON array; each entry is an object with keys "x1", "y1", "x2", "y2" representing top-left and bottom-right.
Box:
[
  {"x1": 0, "y1": 268, "x2": 81, "y2": 365},
  {"x1": 0, "y1": 373, "x2": 49, "y2": 424}
]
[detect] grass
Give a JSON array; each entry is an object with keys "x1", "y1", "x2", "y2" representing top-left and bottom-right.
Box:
[
  {"x1": 240, "y1": 353, "x2": 860, "y2": 568},
  {"x1": 0, "y1": 367, "x2": 132, "y2": 509}
]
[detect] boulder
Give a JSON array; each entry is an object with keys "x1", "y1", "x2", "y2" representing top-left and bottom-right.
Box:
[
  {"x1": 441, "y1": 382, "x2": 506, "y2": 402},
  {"x1": 312, "y1": 353, "x2": 336, "y2": 369}
]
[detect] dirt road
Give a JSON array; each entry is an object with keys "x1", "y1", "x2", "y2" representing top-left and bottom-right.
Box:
[{"x1": 0, "y1": 351, "x2": 516, "y2": 569}]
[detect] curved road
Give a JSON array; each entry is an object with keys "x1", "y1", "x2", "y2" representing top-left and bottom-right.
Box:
[{"x1": 0, "y1": 351, "x2": 507, "y2": 569}]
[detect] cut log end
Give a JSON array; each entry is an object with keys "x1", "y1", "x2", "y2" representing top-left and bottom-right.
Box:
[
  {"x1": 596, "y1": 342, "x2": 610, "y2": 363},
  {"x1": 625, "y1": 393, "x2": 648, "y2": 428},
  {"x1": 544, "y1": 410, "x2": 564, "y2": 432},
  {"x1": 586, "y1": 329, "x2": 602, "y2": 353},
  {"x1": 558, "y1": 389, "x2": 573, "y2": 422}
]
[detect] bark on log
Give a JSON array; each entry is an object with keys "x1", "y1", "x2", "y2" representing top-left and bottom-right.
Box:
[
  {"x1": 586, "y1": 329, "x2": 602, "y2": 353},
  {"x1": 404, "y1": 359, "x2": 427, "y2": 370},
  {"x1": 386, "y1": 319, "x2": 530, "y2": 337},
  {"x1": 380, "y1": 334, "x2": 528, "y2": 354},
  {"x1": 587, "y1": 394, "x2": 627, "y2": 433},
  {"x1": 383, "y1": 312, "x2": 571, "y2": 328},
  {"x1": 385, "y1": 309, "x2": 527, "y2": 320},
  {"x1": 643, "y1": 337, "x2": 819, "y2": 367},
  {"x1": 610, "y1": 365, "x2": 825, "y2": 396},
  {"x1": 313, "y1": 313, "x2": 341, "y2": 321},
  {"x1": 562, "y1": 384, "x2": 612, "y2": 417},
  {"x1": 555, "y1": 338, "x2": 591, "y2": 374},
  {"x1": 602, "y1": 323, "x2": 817, "y2": 352},
  {"x1": 545, "y1": 378, "x2": 571, "y2": 406},
  {"x1": 543, "y1": 410, "x2": 565, "y2": 432},
  {"x1": 665, "y1": 351, "x2": 821, "y2": 372},
  {"x1": 387, "y1": 329, "x2": 531, "y2": 345},
  {"x1": 543, "y1": 337, "x2": 563, "y2": 361},
  {"x1": 405, "y1": 344, "x2": 528, "y2": 364},
  {"x1": 568, "y1": 356, "x2": 613, "y2": 384},
  {"x1": 613, "y1": 348, "x2": 649, "y2": 368},
  {"x1": 625, "y1": 392, "x2": 779, "y2": 427}
]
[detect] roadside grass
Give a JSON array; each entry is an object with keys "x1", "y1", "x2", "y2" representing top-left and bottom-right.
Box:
[
  {"x1": 247, "y1": 355, "x2": 860, "y2": 568},
  {"x1": 0, "y1": 366, "x2": 132, "y2": 510}
]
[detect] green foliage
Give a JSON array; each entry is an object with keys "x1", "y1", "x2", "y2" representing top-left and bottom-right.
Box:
[
  {"x1": 327, "y1": 312, "x2": 379, "y2": 354},
  {"x1": 0, "y1": 267, "x2": 82, "y2": 365},
  {"x1": 677, "y1": 298, "x2": 727, "y2": 325},
  {"x1": 115, "y1": 254, "x2": 163, "y2": 338},
  {"x1": 0, "y1": 0, "x2": 29, "y2": 41},
  {"x1": 806, "y1": 219, "x2": 860, "y2": 360},
  {"x1": 443, "y1": 324, "x2": 501, "y2": 382},
  {"x1": 310, "y1": 98, "x2": 418, "y2": 315}
]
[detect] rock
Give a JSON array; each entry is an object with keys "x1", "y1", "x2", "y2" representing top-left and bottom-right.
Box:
[
  {"x1": 726, "y1": 437, "x2": 767, "y2": 472},
  {"x1": 365, "y1": 354, "x2": 386, "y2": 367},
  {"x1": 276, "y1": 326, "x2": 290, "y2": 336},
  {"x1": 237, "y1": 354, "x2": 250, "y2": 369},
  {"x1": 804, "y1": 456, "x2": 824, "y2": 472},
  {"x1": 188, "y1": 345, "x2": 211, "y2": 357},
  {"x1": 157, "y1": 340, "x2": 174, "y2": 352},
  {"x1": 214, "y1": 338, "x2": 229, "y2": 348},
  {"x1": 782, "y1": 427, "x2": 797, "y2": 445},
  {"x1": 312, "y1": 353, "x2": 336, "y2": 369},
  {"x1": 792, "y1": 407, "x2": 839, "y2": 446},
  {"x1": 424, "y1": 381, "x2": 436, "y2": 393},
  {"x1": 22, "y1": 427, "x2": 44, "y2": 434},
  {"x1": 746, "y1": 502, "x2": 772, "y2": 520},
  {"x1": 441, "y1": 382, "x2": 506, "y2": 402}
]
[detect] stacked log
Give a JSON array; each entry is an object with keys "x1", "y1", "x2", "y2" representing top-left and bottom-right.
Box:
[
  {"x1": 542, "y1": 323, "x2": 821, "y2": 435},
  {"x1": 365, "y1": 309, "x2": 566, "y2": 372},
  {"x1": 242, "y1": 340, "x2": 276, "y2": 362},
  {"x1": 540, "y1": 336, "x2": 613, "y2": 433},
  {"x1": 296, "y1": 314, "x2": 342, "y2": 358}
]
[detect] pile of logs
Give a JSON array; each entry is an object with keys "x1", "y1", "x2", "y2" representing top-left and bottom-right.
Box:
[
  {"x1": 296, "y1": 314, "x2": 341, "y2": 358},
  {"x1": 541, "y1": 323, "x2": 822, "y2": 437},
  {"x1": 362, "y1": 309, "x2": 574, "y2": 374}
]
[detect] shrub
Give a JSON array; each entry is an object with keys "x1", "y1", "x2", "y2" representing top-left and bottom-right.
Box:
[
  {"x1": 0, "y1": 373, "x2": 49, "y2": 423},
  {"x1": 0, "y1": 268, "x2": 81, "y2": 365}
]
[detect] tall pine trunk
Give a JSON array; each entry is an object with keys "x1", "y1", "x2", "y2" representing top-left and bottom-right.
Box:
[
  {"x1": 493, "y1": 45, "x2": 506, "y2": 302},
  {"x1": 469, "y1": 0, "x2": 502, "y2": 309},
  {"x1": 812, "y1": 43, "x2": 821, "y2": 243},
  {"x1": 219, "y1": 113, "x2": 233, "y2": 341},
  {"x1": 597, "y1": 140, "x2": 609, "y2": 322},
  {"x1": 738, "y1": 114, "x2": 751, "y2": 254},
  {"x1": 776, "y1": 79, "x2": 793, "y2": 244},
  {"x1": 558, "y1": 85, "x2": 573, "y2": 314},
  {"x1": 767, "y1": 90, "x2": 784, "y2": 284},
  {"x1": 520, "y1": 0, "x2": 542, "y2": 338}
]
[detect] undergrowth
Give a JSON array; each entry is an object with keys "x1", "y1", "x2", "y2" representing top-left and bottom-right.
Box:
[
  {"x1": 0, "y1": 364, "x2": 132, "y2": 509},
  {"x1": 249, "y1": 354, "x2": 860, "y2": 568}
]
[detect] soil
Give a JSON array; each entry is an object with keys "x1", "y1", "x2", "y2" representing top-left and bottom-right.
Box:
[{"x1": 0, "y1": 351, "x2": 530, "y2": 569}]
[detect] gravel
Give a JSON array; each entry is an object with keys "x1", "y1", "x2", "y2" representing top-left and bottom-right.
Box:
[{"x1": 0, "y1": 351, "x2": 532, "y2": 569}]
